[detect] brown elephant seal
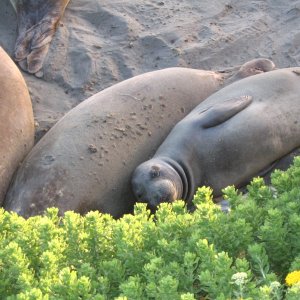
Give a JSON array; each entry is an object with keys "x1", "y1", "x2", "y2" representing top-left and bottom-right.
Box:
[
  {"x1": 3, "y1": 59, "x2": 275, "y2": 218},
  {"x1": 10, "y1": 0, "x2": 70, "y2": 76},
  {"x1": 0, "y1": 47, "x2": 34, "y2": 205},
  {"x1": 132, "y1": 68, "x2": 300, "y2": 210}
]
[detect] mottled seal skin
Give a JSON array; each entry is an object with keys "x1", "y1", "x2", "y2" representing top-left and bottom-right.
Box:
[
  {"x1": 0, "y1": 47, "x2": 34, "y2": 205},
  {"x1": 3, "y1": 59, "x2": 274, "y2": 218},
  {"x1": 132, "y1": 68, "x2": 300, "y2": 210},
  {"x1": 10, "y1": 0, "x2": 70, "y2": 76}
]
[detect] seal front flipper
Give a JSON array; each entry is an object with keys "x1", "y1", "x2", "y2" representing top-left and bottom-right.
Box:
[
  {"x1": 198, "y1": 95, "x2": 253, "y2": 128},
  {"x1": 11, "y1": 0, "x2": 70, "y2": 75}
]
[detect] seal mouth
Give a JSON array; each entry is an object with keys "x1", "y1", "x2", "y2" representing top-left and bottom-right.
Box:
[
  {"x1": 150, "y1": 193, "x2": 173, "y2": 207},
  {"x1": 148, "y1": 181, "x2": 177, "y2": 206},
  {"x1": 146, "y1": 191, "x2": 174, "y2": 213},
  {"x1": 133, "y1": 177, "x2": 178, "y2": 208}
]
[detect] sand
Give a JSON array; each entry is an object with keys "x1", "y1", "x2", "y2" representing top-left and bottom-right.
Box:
[{"x1": 1, "y1": 0, "x2": 300, "y2": 141}]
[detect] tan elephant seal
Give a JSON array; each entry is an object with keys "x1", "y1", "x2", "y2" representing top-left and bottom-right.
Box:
[
  {"x1": 132, "y1": 68, "x2": 300, "y2": 210},
  {"x1": 10, "y1": 0, "x2": 70, "y2": 76},
  {"x1": 4, "y1": 58, "x2": 275, "y2": 218},
  {"x1": 0, "y1": 47, "x2": 34, "y2": 205}
]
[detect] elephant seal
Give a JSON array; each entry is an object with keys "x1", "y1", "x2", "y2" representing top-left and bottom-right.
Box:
[
  {"x1": 0, "y1": 47, "x2": 34, "y2": 205},
  {"x1": 3, "y1": 59, "x2": 275, "y2": 218},
  {"x1": 132, "y1": 68, "x2": 300, "y2": 210},
  {"x1": 10, "y1": 0, "x2": 70, "y2": 76}
]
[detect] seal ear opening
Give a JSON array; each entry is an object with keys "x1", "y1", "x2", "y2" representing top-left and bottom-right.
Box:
[
  {"x1": 198, "y1": 95, "x2": 253, "y2": 129},
  {"x1": 150, "y1": 165, "x2": 160, "y2": 178}
]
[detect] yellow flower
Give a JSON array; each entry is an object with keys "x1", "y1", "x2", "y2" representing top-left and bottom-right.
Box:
[{"x1": 286, "y1": 270, "x2": 300, "y2": 286}]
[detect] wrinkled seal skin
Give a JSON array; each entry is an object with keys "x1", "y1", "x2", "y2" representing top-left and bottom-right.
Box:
[
  {"x1": 4, "y1": 59, "x2": 275, "y2": 218},
  {"x1": 132, "y1": 68, "x2": 300, "y2": 210},
  {"x1": 0, "y1": 47, "x2": 34, "y2": 205},
  {"x1": 10, "y1": 0, "x2": 70, "y2": 76}
]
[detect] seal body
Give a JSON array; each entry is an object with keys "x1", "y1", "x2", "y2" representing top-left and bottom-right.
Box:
[
  {"x1": 3, "y1": 60, "x2": 274, "y2": 218},
  {"x1": 132, "y1": 68, "x2": 300, "y2": 209},
  {"x1": 0, "y1": 47, "x2": 34, "y2": 204}
]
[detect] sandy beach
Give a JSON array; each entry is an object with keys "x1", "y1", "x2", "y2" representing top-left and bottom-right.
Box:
[{"x1": 1, "y1": 0, "x2": 300, "y2": 141}]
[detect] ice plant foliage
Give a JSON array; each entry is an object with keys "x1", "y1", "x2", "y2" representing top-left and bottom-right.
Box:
[{"x1": 0, "y1": 157, "x2": 300, "y2": 298}]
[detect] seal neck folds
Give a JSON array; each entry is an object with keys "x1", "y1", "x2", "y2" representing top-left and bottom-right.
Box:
[{"x1": 159, "y1": 156, "x2": 191, "y2": 203}]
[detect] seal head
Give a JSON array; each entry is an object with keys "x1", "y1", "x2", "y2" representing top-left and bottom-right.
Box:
[
  {"x1": 131, "y1": 158, "x2": 184, "y2": 210},
  {"x1": 237, "y1": 58, "x2": 276, "y2": 78},
  {"x1": 225, "y1": 58, "x2": 276, "y2": 85}
]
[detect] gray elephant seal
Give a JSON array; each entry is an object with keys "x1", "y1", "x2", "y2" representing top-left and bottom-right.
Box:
[
  {"x1": 4, "y1": 59, "x2": 274, "y2": 218},
  {"x1": 0, "y1": 47, "x2": 34, "y2": 205},
  {"x1": 132, "y1": 68, "x2": 300, "y2": 210},
  {"x1": 10, "y1": 0, "x2": 70, "y2": 76}
]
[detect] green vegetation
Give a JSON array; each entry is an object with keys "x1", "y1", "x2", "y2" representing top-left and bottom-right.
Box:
[{"x1": 1, "y1": 157, "x2": 300, "y2": 299}]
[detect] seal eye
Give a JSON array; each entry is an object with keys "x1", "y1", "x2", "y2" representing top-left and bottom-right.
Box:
[{"x1": 150, "y1": 165, "x2": 160, "y2": 178}]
